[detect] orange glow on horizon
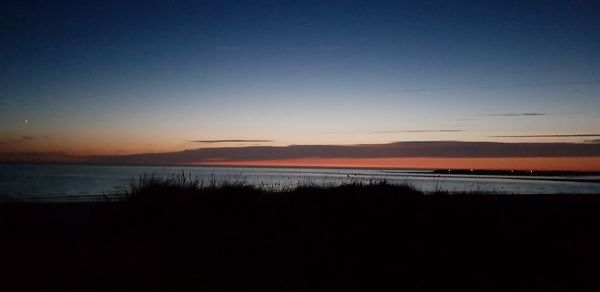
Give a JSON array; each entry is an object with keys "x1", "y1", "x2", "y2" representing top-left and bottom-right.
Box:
[{"x1": 192, "y1": 157, "x2": 600, "y2": 171}]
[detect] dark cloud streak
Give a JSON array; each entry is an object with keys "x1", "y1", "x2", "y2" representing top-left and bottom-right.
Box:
[
  {"x1": 491, "y1": 134, "x2": 600, "y2": 138},
  {"x1": 483, "y1": 113, "x2": 548, "y2": 117},
  {"x1": 371, "y1": 130, "x2": 463, "y2": 134},
  {"x1": 0, "y1": 135, "x2": 35, "y2": 146},
  {"x1": 190, "y1": 139, "x2": 273, "y2": 143},
  {"x1": 395, "y1": 80, "x2": 600, "y2": 93},
  {"x1": 73, "y1": 141, "x2": 600, "y2": 165},
  {"x1": 0, "y1": 152, "x2": 78, "y2": 164}
]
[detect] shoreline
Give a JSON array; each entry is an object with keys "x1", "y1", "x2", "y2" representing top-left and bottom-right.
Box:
[{"x1": 3, "y1": 162, "x2": 600, "y2": 174}]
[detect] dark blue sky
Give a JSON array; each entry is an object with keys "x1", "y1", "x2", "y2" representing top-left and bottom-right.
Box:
[{"x1": 1, "y1": 0, "x2": 600, "y2": 155}]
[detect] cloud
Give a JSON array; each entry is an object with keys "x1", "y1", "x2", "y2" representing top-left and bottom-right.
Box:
[
  {"x1": 0, "y1": 152, "x2": 78, "y2": 163},
  {"x1": 190, "y1": 139, "x2": 273, "y2": 143},
  {"x1": 483, "y1": 113, "x2": 548, "y2": 117},
  {"x1": 0, "y1": 135, "x2": 35, "y2": 145},
  {"x1": 5, "y1": 142, "x2": 600, "y2": 165},
  {"x1": 395, "y1": 80, "x2": 600, "y2": 93},
  {"x1": 491, "y1": 134, "x2": 600, "y2": 138},
  {"x1": 66, "y1": 141, "x2": 600, "y2": 165},
  {"x1": 371, "y1": 130, "x2": 463, "y2": 134}
]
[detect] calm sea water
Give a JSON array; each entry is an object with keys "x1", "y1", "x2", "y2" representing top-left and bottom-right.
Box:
[{"x1": 1, "y1": 164, "x2": 599, "y2": 201}]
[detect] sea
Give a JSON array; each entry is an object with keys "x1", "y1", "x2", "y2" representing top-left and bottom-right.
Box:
[{"x1": 1, "y1": 164, "x2": 599, "y2": 201}]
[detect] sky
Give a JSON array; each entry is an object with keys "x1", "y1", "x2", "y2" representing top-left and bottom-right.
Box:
[{"x1": 1, "y1": 1, "x2": 600, "y2": 170}]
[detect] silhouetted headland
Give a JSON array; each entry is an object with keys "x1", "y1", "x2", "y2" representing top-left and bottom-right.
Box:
[
  {"x1": 433, "y1": 168, "x2": 600, "y2": 176},
  {"x1": 2, "y1": 175, "x2": 600, "y2": 291}
]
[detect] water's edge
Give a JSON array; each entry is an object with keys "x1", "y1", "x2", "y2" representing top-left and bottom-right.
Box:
[{"x1": 1, "y1": 164, "x2": 599, "y2": 201}]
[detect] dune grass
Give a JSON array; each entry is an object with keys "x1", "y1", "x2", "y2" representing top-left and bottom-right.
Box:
[
  {"x1": 2, "y1": 174, "x2": 600, "y2": 291},
  {"x1": 123, "y1": 172, "x2": 508, "y2": 209}
]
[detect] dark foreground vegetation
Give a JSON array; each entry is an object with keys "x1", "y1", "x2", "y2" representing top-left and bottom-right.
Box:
[{"x1": 2, "y1": 177, "x2": 600, "y2": 291}]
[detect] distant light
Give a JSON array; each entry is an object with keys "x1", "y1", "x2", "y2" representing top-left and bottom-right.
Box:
[{"x1": 25, "y1": 119, "x2": 28, "y2": 123}]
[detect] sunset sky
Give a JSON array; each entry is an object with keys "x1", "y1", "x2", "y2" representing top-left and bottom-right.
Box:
[{"x1": 1, "y1": 1, "x2": 600, "y2": 170}]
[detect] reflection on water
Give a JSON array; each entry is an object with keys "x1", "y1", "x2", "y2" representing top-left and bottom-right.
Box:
[{"x1": 0, "y1": 164, "x2": 599, "y2": 201}]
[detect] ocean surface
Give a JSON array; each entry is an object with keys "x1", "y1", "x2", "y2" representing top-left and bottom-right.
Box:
[{"x1": 1, "y1": 164, "x2": 599, "y2": 201}]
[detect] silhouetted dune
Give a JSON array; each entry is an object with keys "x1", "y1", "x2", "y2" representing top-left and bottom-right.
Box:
[{"x1": 1, "y1": 180, "x2": 600, "y2": 291}]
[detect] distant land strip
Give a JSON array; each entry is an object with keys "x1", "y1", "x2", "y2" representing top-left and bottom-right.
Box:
[{"x1": 432, "y1": 169, "x2": 600, "y2": 177}]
